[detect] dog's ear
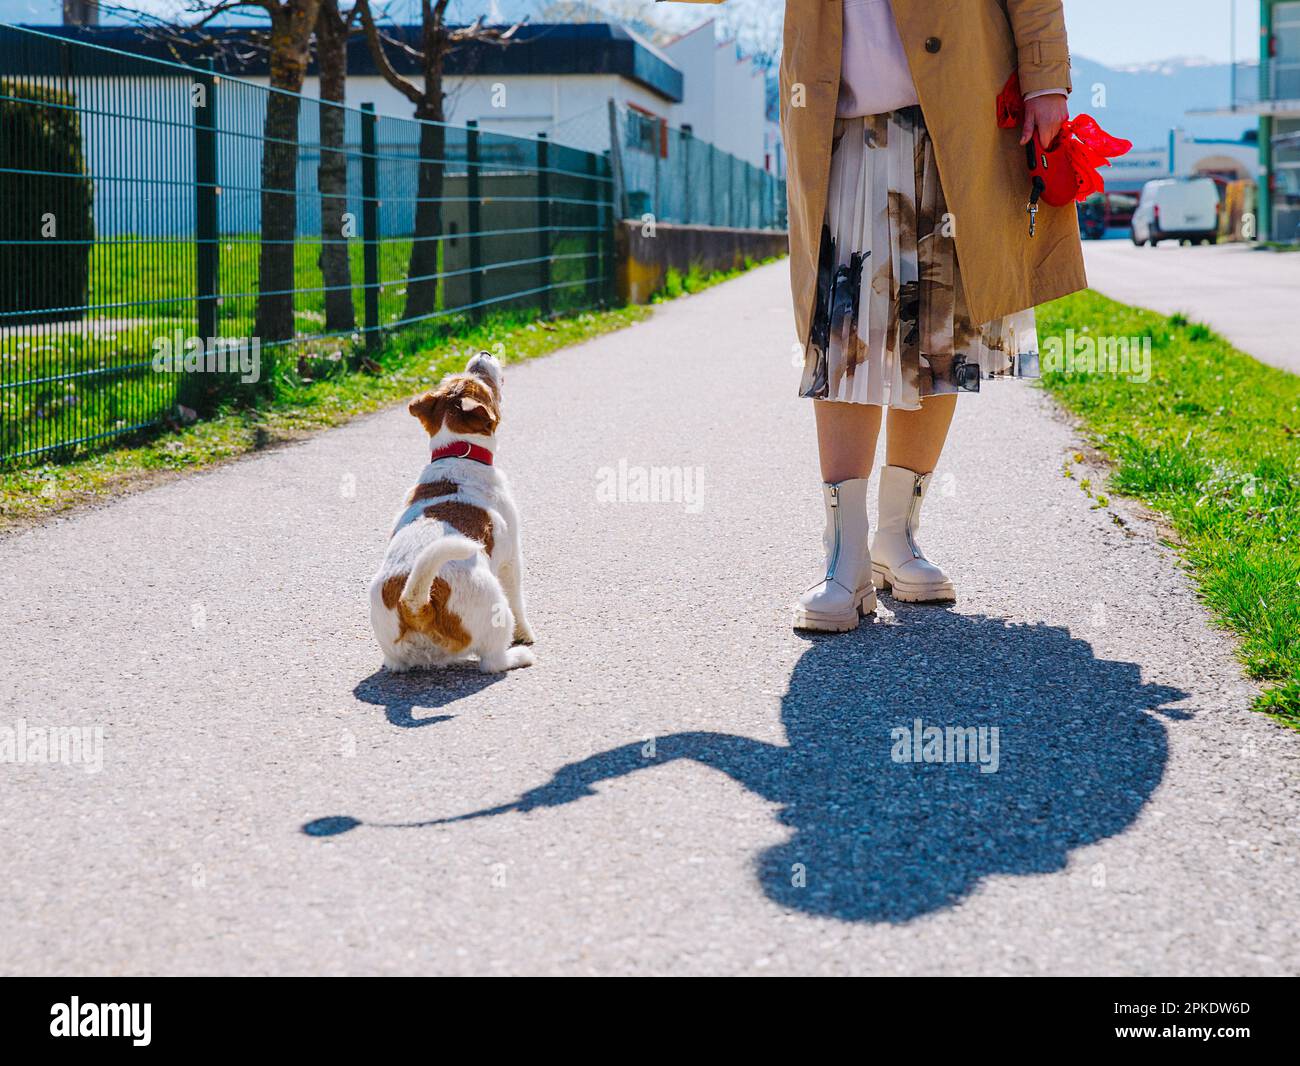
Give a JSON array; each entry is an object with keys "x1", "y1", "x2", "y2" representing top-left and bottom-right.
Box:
[
  {"x1": 446, "y1": 383, "x2": 499, "y2": 437},
  {"x1": 408, "y1": 390, "x2": 446, "y2": 436}
]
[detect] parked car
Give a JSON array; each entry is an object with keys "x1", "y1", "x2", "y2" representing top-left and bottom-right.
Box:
[
  {"x1": 1079, "y1": 195, "x2": 1106, "y2": 239},
  {"x1": 1130, "y1": 177, "x2": 1220, "y2": 246},
  {"x1": 1101, "y1": 191, "x2": 1138, "y2": 230}
]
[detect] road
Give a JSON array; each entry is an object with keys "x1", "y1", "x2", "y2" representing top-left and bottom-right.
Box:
[
  {"x1": 1083, "y1": 239, "x2": 1300, "y2": 374},
  {"x1": 2, "y1": 261, "x2": 1297, "y2": 975}
]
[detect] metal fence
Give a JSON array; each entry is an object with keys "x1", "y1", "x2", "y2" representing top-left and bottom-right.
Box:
[
  {"x1": 609, "y1": 102, "x2": 787, "y2": 231},
  {"x1": 0, "y1": 24, "x2": 615, "y2": 465}
]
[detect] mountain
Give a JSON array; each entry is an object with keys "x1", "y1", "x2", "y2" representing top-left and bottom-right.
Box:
[
  {"x1": 466, "y1": 6, "x2": 1255, "y2": 150},
  {"x1": 1070, "y1": 54, "x2": 1255, "y2": 149}
]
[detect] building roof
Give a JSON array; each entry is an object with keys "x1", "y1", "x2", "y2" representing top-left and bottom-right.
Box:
[{"x1": 9, "y1": 21, "x2": 685, "y2": 102}]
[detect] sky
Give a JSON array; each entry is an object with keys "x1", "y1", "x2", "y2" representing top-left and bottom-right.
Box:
[
  {"x1": 1061, "y1": 0, "x2": 1257, "y2": 67},
  {"x1": 0, "y1": 1, "x2": 1266, "y2": 69}
]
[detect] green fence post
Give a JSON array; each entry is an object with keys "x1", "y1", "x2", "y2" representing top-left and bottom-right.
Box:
[
  {"x1": 729, "y1": 153, "x2": 736, "y2": 228},
  {"x1": 360, "y1": 103, "x2": 380, "y2": 352},
  {"x1": 653, "y1": 118, "x2": 662, "y2": 222},
  {"x1": 467, "y1": 120, "x2": 482, "y2": 324},
  {"x1": 586, "y1": 151, "x2": 600, "y2": 307},
  {"x1": 536, "y1": 132, "x2": 551, "y2": 318},
  {"x1": 193, "y1": 57, "x2": 218, "y2": 346},
  {"x1": 602, "y1": 152, "x2": 616, "y2": 307},
  {"x1": 709, "y1": 144, "x2": 717, "y2": 227},
  {"x1": 680, "y1": 128, "x2": 691, "y2": 226}
]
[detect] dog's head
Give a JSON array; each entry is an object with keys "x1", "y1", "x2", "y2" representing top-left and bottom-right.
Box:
[{"x1": 408, "y1": 351, "x2": 503, "y2": 440}]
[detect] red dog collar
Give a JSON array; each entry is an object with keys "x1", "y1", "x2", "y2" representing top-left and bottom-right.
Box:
[{"x1": 430, "y1": 441, "x2": 494, "y2": 466}]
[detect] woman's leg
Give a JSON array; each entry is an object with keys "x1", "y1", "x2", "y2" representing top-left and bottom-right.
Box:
[
  {"x1": 795, "y1": 400, "x2": 883, "y2": 632},
  {"x1": 873, "y1": 393, "x2": 959, "y2": 602},
  {"x1": 814, "y1": 399, "x2": 882, "y2": 483},
  {"x1": 884, "y1": 393, "x2": 956, "y2": 474}
]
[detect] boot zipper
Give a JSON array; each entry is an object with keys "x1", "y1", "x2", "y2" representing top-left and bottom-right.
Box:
[
  {"x1": 906, "y1": 475, "x2": 923, "y2": 559},
  {"x1": 826, "y1": 484, "x2": 842, "y2": 580}
]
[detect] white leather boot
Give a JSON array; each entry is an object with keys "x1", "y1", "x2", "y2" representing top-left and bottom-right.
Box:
[
  {"x1": 793, "y1": 479, "x2": 878, "y2": 632},
  {"x1": 872, "y1": 465, "x2": 957, "y2": 603}
]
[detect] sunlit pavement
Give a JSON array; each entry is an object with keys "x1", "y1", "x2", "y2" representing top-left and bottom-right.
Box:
[{"x1": 1, "y1": 262, "x2": 1296, "y2": 975}]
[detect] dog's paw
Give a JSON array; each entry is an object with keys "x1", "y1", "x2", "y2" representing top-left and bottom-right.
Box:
[
  {"x1": 479, "y1": 646, "x2": 536, "y2": 673},
  {"x1": 512, "y1": 625, "x2": 536, "y2": 646},
  {"x1": 383, "y1": 657, "x2": 414, "y2": 673}
]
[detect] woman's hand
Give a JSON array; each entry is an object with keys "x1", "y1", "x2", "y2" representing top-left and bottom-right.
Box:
[{"x1": 1020, "y1": 93, "x2": 1069, "y2": 149}]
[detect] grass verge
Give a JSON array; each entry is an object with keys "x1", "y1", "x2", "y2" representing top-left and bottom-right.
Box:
[{"x1": 1038, "y1": 289, "x2": 1300, "y2": 724}]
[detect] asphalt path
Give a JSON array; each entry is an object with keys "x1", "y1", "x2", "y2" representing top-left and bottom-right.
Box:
[{"x1": 2, "y1": 261, "x2": 1296, "y2": 974}]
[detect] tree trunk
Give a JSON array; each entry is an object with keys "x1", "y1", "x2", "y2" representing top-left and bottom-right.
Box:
[
  {"x1": 316, "y1": 0, "x2": 355, "y2": 333},
  {"x1": 255, "y1": 1, "x2": 321, "y2": 345},
  {"x1": 404, "y1": 98, "x2": 445, "y2": 323}
]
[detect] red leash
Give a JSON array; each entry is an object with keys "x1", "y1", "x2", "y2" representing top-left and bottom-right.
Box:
[{"x1": 997, "y1": 72, "x2": 1133, "y2": 209}]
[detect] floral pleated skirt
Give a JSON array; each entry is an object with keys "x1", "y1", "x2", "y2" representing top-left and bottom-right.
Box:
[{"x1": 799, "y1": 106, "x2": 1040, "y2": 410}]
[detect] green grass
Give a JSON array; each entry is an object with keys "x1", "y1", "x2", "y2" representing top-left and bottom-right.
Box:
[
  {"x1": 1, "y1": 301, "x2": 649, "y2": 532},
  {"x1": 1039, "y1": 290, "x2": 1300, "y2": 723},
  {"x1": 652, "y1": 255, "x2": 771, "y2": 302}
]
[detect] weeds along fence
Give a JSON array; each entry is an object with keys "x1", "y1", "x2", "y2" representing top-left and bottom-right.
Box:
[{"x1": 0, "y1": 24, "x2": 616, "y2": 466}]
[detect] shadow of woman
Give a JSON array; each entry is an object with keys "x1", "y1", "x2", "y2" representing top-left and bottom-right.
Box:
[{"x1": 312, "y1": 610, "x2": 1185, "y2": 924}]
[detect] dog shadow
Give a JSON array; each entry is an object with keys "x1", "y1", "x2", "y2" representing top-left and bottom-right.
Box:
[
  {"x1": 353, "y1": 667, "x2": 503, "y2": 728},
  {"x1": 319, "y1": 610, "x2": 1186, "y2": 924}
]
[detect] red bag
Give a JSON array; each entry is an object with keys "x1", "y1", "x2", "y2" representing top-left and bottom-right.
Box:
[{"x1": 996, "y1": 72, "x2": 1132, "y2": 207}]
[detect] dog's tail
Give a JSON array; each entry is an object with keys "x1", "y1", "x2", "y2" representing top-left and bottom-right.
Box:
[{"x1": 399, "y1": 535, "x2": 479, "y2": 610}]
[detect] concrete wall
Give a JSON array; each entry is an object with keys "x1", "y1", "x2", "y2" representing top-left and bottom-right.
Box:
[{"x1": 616, "y1": 219, "x2": 788, "y2": 305}]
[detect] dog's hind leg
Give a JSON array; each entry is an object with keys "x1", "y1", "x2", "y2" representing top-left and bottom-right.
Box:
[
  {"x1": 478, "y1": 644, "x2": 536, "y2": 672},
  {"x1": 472, "y1": 574, "x2": 535, "y2": 673},
  {"x1": 498, "y1": 559, "x2": 535, "y2": 646}
]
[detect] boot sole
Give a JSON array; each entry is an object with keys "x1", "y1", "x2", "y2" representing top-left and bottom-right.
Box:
[
  {"x1": 872, "y1": 563, "x2": 956, "y2": 604},
  {"x1": 792, "y1": 587, "x2": 878, "y2": 632}
]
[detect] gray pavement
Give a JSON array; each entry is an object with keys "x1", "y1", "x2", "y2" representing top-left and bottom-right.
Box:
[
  {"x1": 1083, "y1": 239, "x2": 1300, "y2": 373},
  {"x1": 2, "y1": 261, "x2": 1297, "y2": 975}
]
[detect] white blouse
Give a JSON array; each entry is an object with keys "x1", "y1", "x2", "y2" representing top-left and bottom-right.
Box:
[
  {"x1": 837, "y1": 0, "x2": 1067, "y2": 119},
  {"x1": 837, "y1": 0, "x2": 918, "y2": 118}
]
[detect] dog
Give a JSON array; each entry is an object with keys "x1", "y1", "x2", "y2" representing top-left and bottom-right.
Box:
[{"x1": 369, "y1": 351, "x2": 536, "y2": 674}]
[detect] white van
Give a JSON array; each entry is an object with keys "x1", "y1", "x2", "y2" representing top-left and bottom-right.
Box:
[{"x1": 1130, "y1": 177, "x2": 1221, "y2": 246}]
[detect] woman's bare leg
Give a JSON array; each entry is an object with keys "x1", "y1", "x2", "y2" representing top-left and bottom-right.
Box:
[
  {"x1": 814, "y1": 399, "x2": 882, "y2": 483},
  {"x1": 884, "y1": 393, "x2": 957, "y2": 475}
]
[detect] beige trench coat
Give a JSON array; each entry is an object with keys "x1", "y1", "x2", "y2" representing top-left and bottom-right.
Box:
[{"x1": 663, "y1": 0, "x2": 1087, "y2": 337}]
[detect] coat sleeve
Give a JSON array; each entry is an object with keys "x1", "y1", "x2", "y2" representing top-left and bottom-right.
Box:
[{"x1": 1004, "y1": 0, "x2": 1073, "y2": 95}]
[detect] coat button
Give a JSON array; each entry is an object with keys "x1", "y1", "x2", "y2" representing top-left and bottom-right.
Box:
[{"x1": 925, "y1": 37, "x2": 942, "y2": 53}]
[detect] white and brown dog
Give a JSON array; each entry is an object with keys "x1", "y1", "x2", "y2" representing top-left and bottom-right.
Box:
[{"x1": 369, "y1": 351, "x2": 536, "y2": 673}]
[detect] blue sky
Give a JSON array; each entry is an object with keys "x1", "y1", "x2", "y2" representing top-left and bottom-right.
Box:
[
  {"x1": 1062, "y1": 0, "x2": 1253, "y2": 66},
  {"x1": 0, "y1": 1, "x2": 1262, "y2": 68}
]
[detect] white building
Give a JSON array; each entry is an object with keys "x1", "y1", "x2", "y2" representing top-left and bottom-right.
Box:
[{"x1": 660, "y1": 19, "x2": 770, "y2": 171}]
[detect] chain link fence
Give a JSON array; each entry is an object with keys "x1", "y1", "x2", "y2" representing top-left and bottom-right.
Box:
[{"x1": 607, "y1": 101, "x2": 787, "y2": 230}]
